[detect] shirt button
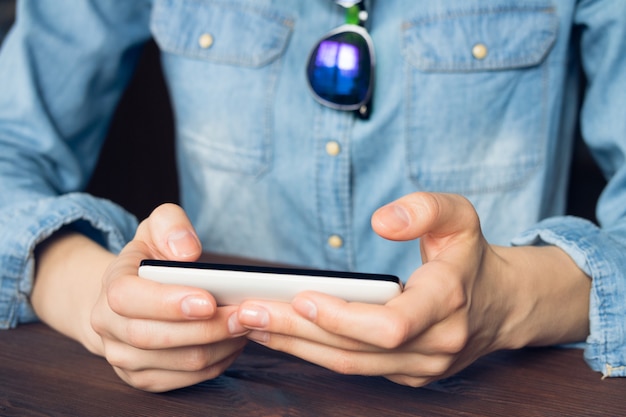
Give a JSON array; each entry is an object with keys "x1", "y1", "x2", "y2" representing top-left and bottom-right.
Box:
[
  {"x1": 325, "y1": 141, "x2": 341, "y2": 156},
  {"x1": 327, "y1": 235, "x2": 344, "y2": 248},
  {"x1": 472, "y1": 43, "x2": 488, "y2": 60},
  {"x1": 198, "y1": 33, "x2": 214, "y2": 49}
]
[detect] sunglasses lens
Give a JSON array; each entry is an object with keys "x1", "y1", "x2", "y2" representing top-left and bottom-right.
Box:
[{"x1": 307, "y1": 30, "x2": 372, "y2": 107}]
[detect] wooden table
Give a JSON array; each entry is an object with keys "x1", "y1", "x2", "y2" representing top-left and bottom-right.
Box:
[{"x1": 1, "y1": 322, "x2": 624, "y2": 417}]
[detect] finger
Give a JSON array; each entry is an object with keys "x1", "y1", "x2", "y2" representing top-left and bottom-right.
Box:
[
  {"x1": 246, "y1": 331, "x2": 451, "y2": 382},
  {"x1": 135, "y1": 203, "x2": 203, "y2": 261},
  {"x1": 293, "y1": 293, "x2": 417, "y2": 349},
  {"x1": 371, "y1": 192, "x2": 480, "y2": 242},
  {"x1": 372, "y1": 191, "x2": 486, "y2": 268},
  {"x1": 105, "y1": 270, "x2": 218, "y2": 321},
  {"x1": 97, "y1": 242, "x2": 216, "y2": 321},
  {"x1": 104, "y1": 337, "x2": 247, "y2": 374},
  {"x1": 112, "y1": 348, "x2": 244, "y2": 392},
  {"x1": 237, "y1": 292, "x2": 432, "y2": 352},
  {"x1": 288, "y1": 291, "x2": 424, "y2": 349},
  {"x1": 289, "y1": 261, "x2": 470, "y2": 351},
  {"x1": 93, "y1": 305, "x2": 241, "y2": 350},
  {"x1": 237, "y1": 284, "x2": 468, "y2": 359},
  {"x1": 236, "y1": 300, "x2": 358, "y2": 346}
]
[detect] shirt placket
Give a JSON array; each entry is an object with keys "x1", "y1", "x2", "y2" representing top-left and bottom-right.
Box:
[{"x1": 314, "y1": 109, "x2": 355, "y2": 271}]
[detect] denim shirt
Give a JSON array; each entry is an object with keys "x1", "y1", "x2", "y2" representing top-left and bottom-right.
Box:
[{"x1": 1, "y1": 0, "x2": 625, "y2": 378}]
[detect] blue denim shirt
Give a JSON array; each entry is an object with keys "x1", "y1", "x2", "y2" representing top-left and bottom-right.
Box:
[{"x1": 1, "y1": 0, "x2": 625, "y2": 378}]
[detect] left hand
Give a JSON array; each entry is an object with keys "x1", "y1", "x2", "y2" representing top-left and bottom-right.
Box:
[{"x1": 231, "y1": 192, "x2": 590, "y2": 387}]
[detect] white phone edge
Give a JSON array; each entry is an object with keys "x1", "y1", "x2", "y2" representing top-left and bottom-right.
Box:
[{"x1": 138, "y1": 263, "x2": 402, "y2": 305}]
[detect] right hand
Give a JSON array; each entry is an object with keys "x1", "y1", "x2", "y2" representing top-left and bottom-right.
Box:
[{"x1": 89, "y1": 204, "x2": 248, "y2": 392}]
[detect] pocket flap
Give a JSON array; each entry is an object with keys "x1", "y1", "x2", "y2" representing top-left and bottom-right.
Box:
[
  {"x1": 402, "y1": 5, "x2": 558, "y2": 72},
  {"x1": 151, "y1": 0, "x2": 293, "y2": 67}
]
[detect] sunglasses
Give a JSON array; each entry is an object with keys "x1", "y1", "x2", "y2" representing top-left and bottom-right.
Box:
[{"x1": 306, "y1": 1, "x2": 375, "y2": 119}]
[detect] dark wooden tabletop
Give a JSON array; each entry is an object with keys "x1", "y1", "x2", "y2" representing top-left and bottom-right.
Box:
[{"x1": 1, "y1": 322, "x2": 624, "y2": 417}]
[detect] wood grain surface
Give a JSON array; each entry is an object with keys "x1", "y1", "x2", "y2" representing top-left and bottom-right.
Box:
[{"x1": 1, "y1": 322, "x2": 624, "y2": 417}]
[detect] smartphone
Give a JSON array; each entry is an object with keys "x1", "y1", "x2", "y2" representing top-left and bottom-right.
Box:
[{"x1": 138, "y1": 259, "x2": 402, "y2": 305}]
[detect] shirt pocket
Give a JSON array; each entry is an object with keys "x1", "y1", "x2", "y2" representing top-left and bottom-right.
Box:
[
  {"x1": 401, "y1": 4, "x2": 558, "y2": 194},
  {"x1": 150, "y1": 0, "x2": 294, "y2": 176}
]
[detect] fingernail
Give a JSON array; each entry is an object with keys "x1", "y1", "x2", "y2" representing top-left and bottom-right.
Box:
[
  {"x1": 380, "y1": 204, "x2": 411, "y2": 232},
  {"x1": 181, "y1": 295, "x2": 213, "y2": 318},
  {"x1": 293, "y1": 298, "x2": 317, "y2": 321},
  {"x1": 168, "y1": 230, "x2": 198, "y2": 258},
  {"x1": 228, "y1": 312, "x2": 248, "y2": 336},
  {"x1": 239, "y1": 305, "x2": 269, "y2": 329}
]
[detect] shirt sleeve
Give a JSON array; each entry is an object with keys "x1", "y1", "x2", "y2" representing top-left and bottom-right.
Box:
[
  {"x1": 513, "y1": 0, "x2": 626, "y2": 378},
  {"x1": 512, "y1": 218, "x2": 626, "y2": 378},
  {"x1": 0, "y1": 193, "x2": 138, "y2": 329},
  {"x1": 0, "y1": 1, "x2": 152, "y2": 328}
]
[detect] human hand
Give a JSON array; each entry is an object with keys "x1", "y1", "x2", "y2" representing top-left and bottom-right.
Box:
[
  {"x1": 90, "y1": 204, "x2": 247, "y2": 392},
  {"x1": 232, "y1": 192, "x2": 590, "y2": 387}
]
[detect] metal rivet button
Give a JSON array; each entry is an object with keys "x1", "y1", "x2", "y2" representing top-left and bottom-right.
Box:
[
  {"x1": 198, "y1": 33, "x2": 214, "y2": 49},
  {"x1": 327, "y1": 235, "x2": 343, "y2": 248},
  {"x1": 325, "y1": 141, "x2": 341, "y2": 156},
  {"x1": 472, "y1": 43, "x2": 488, "y2": 60}
]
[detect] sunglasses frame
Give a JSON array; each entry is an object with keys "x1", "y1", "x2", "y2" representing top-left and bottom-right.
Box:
[{"x1": 306, "y1": 23, "x2": 376, "y2": 119}]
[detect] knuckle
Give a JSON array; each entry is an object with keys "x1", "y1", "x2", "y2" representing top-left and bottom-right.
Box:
[
  {"x1": 105, "y1": 347, "x2": 134, "y2": 371},
  {"x1": 124, "y1": 321, "x2": 157, "y2": 349},
  {"x1": 439, "y1": 328, "x2": 469, "y2": 354},
  {"x1": 435, "y1": 274, "x2": 468, "y2": 312},
  {"x1": 281, "y1": 313, "x2": 301, "y2": 336},
  {"x1": 446, "y1": 284, "x2": 468, "y2": 312},
  {"x1": 328, "y1": 352, "x2": 360, "y2": 375},
  {"x1": 411, "y1": 192, "x2": 442, "y2": 223},
  {"x1": 449, "y1": 194, "x2": 481, "y2": 229},
  {"x1": 104, "y1": 276, "x2": 133, "y2": 315},
  {"x1": 379, "y1": 315, "x2": 411, "y2": 349},
  {"x1": 149, "y1": 202, "x2": 181, "y2": 219},
  {"x1": 105, "y1": 280, "x2": 126, "y2": 314},
  {"x1": 317, "y1": 305, "x2": 345, "y2": 334},
  {"x1": 119, "y1": 371, "x2": 159, "y2": 392},
  {"x1": 135, "y1": 218, "x2": 149, "y2": 237},
  {"x1": 89, "y1": 313, "x2": 106, "y2": 337},
  {"x1": 180, "y1": 347, "x2": 212, "y2": 372},
  {"x1": 421, "y1": 355, "x2": 455, "y2": 377}
]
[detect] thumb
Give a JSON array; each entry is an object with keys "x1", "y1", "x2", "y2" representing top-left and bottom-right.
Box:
[
  {"x1": 135, "y1": 203, "x2": 202, "y2": 260},
  {"x1": 371, "y1": 192, "x2": 481, "y2": 242}
]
